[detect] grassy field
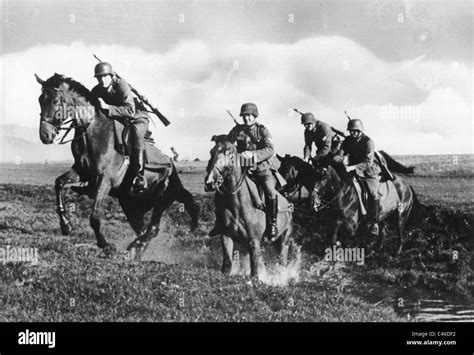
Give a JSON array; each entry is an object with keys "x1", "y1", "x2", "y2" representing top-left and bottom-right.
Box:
[{"x1": 0, "y1": 155, "x2": 472, "y2": 322}]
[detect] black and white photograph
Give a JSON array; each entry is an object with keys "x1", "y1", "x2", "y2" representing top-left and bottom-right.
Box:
[{"x1": 0, "y1": 0, "x2": 473, "y2": 352}]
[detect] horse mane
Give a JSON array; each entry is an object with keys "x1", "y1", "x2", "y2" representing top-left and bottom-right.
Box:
[{"x1": 44, "y1": 73, "x2": 94, "y2": 104}]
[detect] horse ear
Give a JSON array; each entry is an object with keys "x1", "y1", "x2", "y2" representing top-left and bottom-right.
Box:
[
  {"x1": 211, "y1": 135, "x2": 217, "y2": 142},
  {"x1": 34, "y1": 74, "x2": 45, "y2": 86},
  {"x1": 276, "y1": 154, "x2": 283, "y2": 161}
]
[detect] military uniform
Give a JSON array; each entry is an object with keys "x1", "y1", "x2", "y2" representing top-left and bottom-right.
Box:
[
  {"x1": 303, "y1": 121, "x2": 335, "y2": 163},
  {"x1": 334, "y1": 118, "x2": 382, "y2": 234},
  {"x1": 91, "y1": 62, "x2": 150, "y2": 193},
  {"x1": 91, "y1": 77, "x2": 149, "y2": 151},
  {"x1": 227, "y1": 123, "x2": 280, "y2": 199},
  {"x1": 338, "y1": 133, "x2": 381, "y2": 198}
]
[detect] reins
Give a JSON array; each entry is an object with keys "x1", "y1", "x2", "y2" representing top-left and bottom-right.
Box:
[{"x1": 216, "y1": 165, "x2": 249, "y2": 195}]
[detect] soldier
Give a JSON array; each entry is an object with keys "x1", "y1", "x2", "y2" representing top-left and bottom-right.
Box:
[
  {"x1": 334, "y1": 118, "x2": 382, "y2": 235},
  {"x1": 91, "y1": 62, "x2": 149, "y2": 194},
  {"x1": 227, "y1": 103, "x2": 280, "y2": 240},
  {"x1": 301, "y1": 112, "x2": 335, "y2": 165}
]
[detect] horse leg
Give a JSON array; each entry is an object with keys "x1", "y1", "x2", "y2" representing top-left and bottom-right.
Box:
[
  {"x1": 177, "y1": 186, "x2": 199, "y2": 232},
  {"x1": 249, "y1": 238, "x2": 265, "y2": 279},
  {"x1": 55, "y1": 169, "x2": 81, "y2": 235},
  {"x1": 119, "y1": 198, "x2": 146, "y2": 236},
  {"x1": 127, "y1": 183, "x2": 175, "y2": 260},
  {"x1": 275, "y1": 234, "x2": 289, "y2": 267},
  {"x1": 90, "y1": 176, "x2": 114, "y2": 255},
  {"x1": 331, "y1": 219, "x2": 343, "y2": 246},
  {"x1": 119, "y1": 198, "x2": 147, "y2": 260},
  {"x1": 221, "y1": 235, "x2": 234, "y2": 275},
  {"x1": 397, "y1": 207, "x2": 411, "y2": 256},
  {"x1": 171, "y1": 171, "x2": 199, "y2": 231}
]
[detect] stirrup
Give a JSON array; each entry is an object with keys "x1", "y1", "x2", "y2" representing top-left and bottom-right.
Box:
[
  {"x1": 132, "y1": 175, "x2": 147, "y2": 193},
  {"x1": 368, "y1": 222, "x2": 379, "y2": 235}
]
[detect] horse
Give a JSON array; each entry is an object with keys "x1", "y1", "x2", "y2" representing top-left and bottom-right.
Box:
[
  {"x1": 204, "y1": 136, "x2": 295, "y2": 279},
  {"x1": 277, "y1": 151, "x2": 414, "y2": 199},
  {"x1": 35, "y1": 73, "x2": 199, "y2": 259},
  {"x1": 277, "y1": 155, "x2": 422, "y2": 254}
]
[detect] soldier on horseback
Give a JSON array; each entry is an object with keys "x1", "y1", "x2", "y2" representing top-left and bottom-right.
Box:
[
  {"x1": 301, "y1": 112, "x2": 336, "y2": 165},
  {"x1": 334, "y1": 118, "x2": 382, "y2": 235},
  {"x1": 91, "y1": 62, "x2": 149, "y2": 194},
  {"x1": 226, "y1": 103, "x2": 281, "y2": 240}
]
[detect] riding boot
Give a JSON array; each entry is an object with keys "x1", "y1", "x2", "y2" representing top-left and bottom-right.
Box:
[
  {"x1": 368, "y1": 198, "x2": 380, "y2": 235},
  {"x1": 264, "y1": 196, "x2": 279, "y2": 241},
  {"x1": 132, "y1": 148, "x2": 147, "y2": 194}
]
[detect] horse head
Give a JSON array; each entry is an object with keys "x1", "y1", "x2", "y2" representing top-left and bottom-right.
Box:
[
  {"x1": 309, "y1": 165, "x2": 335, "y2": 212},
  {"x1": 35, "y1": 73, "x2": 94, "y2": 144},
  {"x1": 277, "y1": 154, "x2": 300, "y2": 186},
  {"x1": 204, "y1": 135, "x2": 238, "y2": 192}
]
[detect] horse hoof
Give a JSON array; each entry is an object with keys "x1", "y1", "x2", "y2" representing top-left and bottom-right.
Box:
[
  {"x1": 60, "y1": 221, "x2": 72, "y2": 236},
  {"x1": 100, "y1": 243, "x2": 116, "y2": 258},
  {"x1": 127, "y1": 240, "x2": 149, "y2": 260}
]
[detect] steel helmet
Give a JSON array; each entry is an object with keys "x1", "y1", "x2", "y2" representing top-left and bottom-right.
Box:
[
  {"x1": 240, "y1": 103, "x2": 259, "y2": 117},
  {"x1": 94, "y1": 62, "x2": 114, "y2": 77},
  {"x1": 347, "y1": 119, "x2": 364, "y2": 131},
  {"x1": 301, "y1": 112, "x2": 317, "y2": 125}
]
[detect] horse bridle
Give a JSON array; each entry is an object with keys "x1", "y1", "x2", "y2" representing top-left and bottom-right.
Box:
[
  {"x1": 312, "y1": 168, "x2": 342, "y2": 212},
  {"x1": 210, "y1": 147, "x2": 248, "y2": 195},
  {"x1": 40, "y1": 87, "x2": 91, "y2": 145}
]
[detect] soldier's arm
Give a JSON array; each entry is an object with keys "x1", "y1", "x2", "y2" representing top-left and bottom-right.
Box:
[
  {"x1": 332, "y1": 139, "x2": 347, "y2": 163},
  {"x1": 107, "y1": 79, "x2": 136, "y2": 118},
  {"x1": 254, "y1": 126, "x2": 275, "y2": 163},
  {"x1": 316, "y1": 124, "x2": 332, "y2": 156},
  {"x1": 352, "y1": 138, "x2": 375, "y2": 174},
  {"x1": 303, "y1": 130, "x2": 312, "y2": 161}
]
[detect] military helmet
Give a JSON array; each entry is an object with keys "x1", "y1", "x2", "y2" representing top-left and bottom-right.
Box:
[
  {"x1": 301, "y1": 112, "x2": 317, "y2": 125},
  {"x1": 94, "y1": 62, "x2": 114, "y2": 77},
  {"x1": 347, "y1": 119, "x2": 364, "y2": 131},
  {"x1": 240, "y1": 103, "x2": 259, "y2": 117}
]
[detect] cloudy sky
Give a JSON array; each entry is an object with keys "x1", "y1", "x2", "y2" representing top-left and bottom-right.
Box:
[{"x1": 0, "y1": 0, "x2": 472, "y2": 160}]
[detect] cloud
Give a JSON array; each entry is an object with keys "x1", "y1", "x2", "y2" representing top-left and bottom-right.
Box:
[{"x1": 0, "y1": 37, "x2": 472, "y2": 162}]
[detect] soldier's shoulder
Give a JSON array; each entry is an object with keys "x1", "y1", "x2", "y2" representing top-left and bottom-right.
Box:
[
  {"x1": 320, "y1": 122, "x2": 332, "y2": 131},
  {"x1": 256, "y1": 123, "x2": 270, "y2": 133},
  {"x1": 114, "y1": 77, "x2": 130, "y2": 91},
  {"x1": 362, "y1": 134, "x2": 375, "y2": 147}
]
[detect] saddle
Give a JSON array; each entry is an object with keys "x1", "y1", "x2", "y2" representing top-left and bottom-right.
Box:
[
  {"x1": 113, "y1": 120, "x2": 172, "y2": 172},
  {"x1": 352, "y1": 175, "x2": 400, "y2": 216},
  {"x1": 245, "y1": 172, "x2": 293, "y2": 213}
]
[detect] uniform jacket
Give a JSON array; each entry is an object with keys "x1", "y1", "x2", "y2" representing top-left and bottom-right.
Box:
[
  {"x1": 91, "y1": 77, "x2": 149, "y2": 122},
  {"x1": 227, "y1": 123, "x2": 280, "y2": 172},
  {"x1": 338, "y1": 133, "x2": 381, "y2": 178},
  {"x1": 303, "y1": 122, "x2": 334, "y2": 160}
]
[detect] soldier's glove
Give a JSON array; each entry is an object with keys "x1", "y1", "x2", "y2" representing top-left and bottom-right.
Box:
[
  {"x1": 98, "y1": 98, "x2": 110, "y2": 111},
  {"x1": 241, "y1": 151, "x2": 253, "y2": 160}
]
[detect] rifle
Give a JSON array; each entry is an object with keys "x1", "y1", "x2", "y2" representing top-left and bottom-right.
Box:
[
  {"x1": 93, "y1": 54, "x2": 170, "y2": 127},
  {"x1": 293, "y1": 108, "x2": 346, "y2": 138},
  {"x1": 226, "y1": 110, "x2": 241, "y2": 126}
]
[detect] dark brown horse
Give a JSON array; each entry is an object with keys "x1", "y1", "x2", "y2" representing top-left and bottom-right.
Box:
[
  {"x1": 35, "y1": 73, "x2": 199, "y2": 259},
  {"x1": 204, "y1": 136, "x2": 295, "y2": 279},
  {"x1": 277, "y1": 155, "x2": 422, "y2": 254}
]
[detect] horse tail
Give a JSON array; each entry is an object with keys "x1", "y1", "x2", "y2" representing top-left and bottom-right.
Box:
[
  {"x1": 379, "y1": 150, "x2": 415, "y2": 174},
  {"x1": 169, "y1": 162, "x2": 199, "y2": 231},
  {"x1": 407, "y1": 185, "x2": 425, "y2": 226}
]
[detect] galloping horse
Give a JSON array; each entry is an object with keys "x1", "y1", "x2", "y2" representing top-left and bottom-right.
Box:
[
  {"x1": 35, "y1": 73, "x2": 199, "y2": 259},
  {"x1": 204, "y1": 136, "x2": 295, "y2": 278},
  {"x1": 277, "y1": 155, "x2": 422, "y2": 254}
]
